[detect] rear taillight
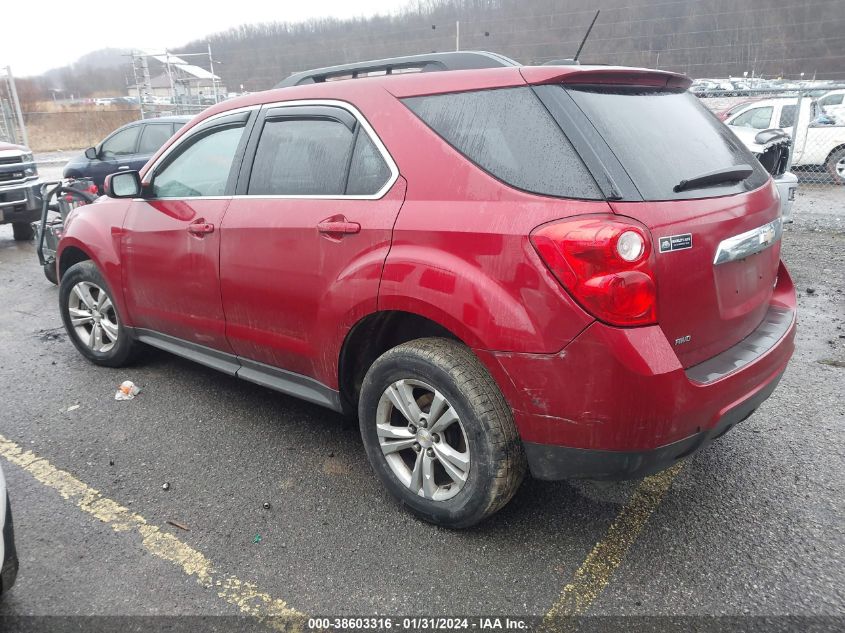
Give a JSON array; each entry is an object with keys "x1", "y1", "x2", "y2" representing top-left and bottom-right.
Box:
[{"x1": 530, "y1": 216, "x2": 657, "y2": 326}]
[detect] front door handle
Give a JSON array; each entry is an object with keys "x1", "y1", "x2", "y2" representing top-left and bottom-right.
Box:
[
  {"x1": 317, "y1": 217, "x2": 360, "y2": 235},
  {"x1": 187, "y1": 220, "x2": 215, "y2": 235},
  {"x1": 118, "y1": 165, "x2": 130, "y2": 171}
]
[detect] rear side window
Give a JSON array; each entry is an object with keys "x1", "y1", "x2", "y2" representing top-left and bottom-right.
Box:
[
  {"x1": 403, "y1": 87, "x2": 601, "y2": 199},
  {"x1": 346, "y1": 132, "x2": 391, "y2": 195},
  {"x1": 138, "y1": 124, "x2": 173, "y2": 154},
  {"x1": 566, "y1": 87, "x2": 768, "y2": 200},
  {"x1": 779, "y1": 105, "x2": 797, "y2": 128},
  {"x1": 248, "y1": 119, "x2": 354, "y2": 195}
]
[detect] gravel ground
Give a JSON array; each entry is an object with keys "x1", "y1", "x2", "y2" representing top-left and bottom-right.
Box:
[{"x1": 0, "y1": 183, "x2": 841, "y2": 626}]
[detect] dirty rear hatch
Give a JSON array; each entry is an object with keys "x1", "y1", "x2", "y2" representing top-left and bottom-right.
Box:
[{"x1": 530, "y1": 72, "x2": 780, "y2": 367}]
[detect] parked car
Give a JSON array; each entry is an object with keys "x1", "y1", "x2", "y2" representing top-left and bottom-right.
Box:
[
  {"x1": 55, "y1": 53, "x2": 796, "y2": 527},
  {"x1": 729, "y1": 126, "x2": 798, "y2": 223},
  {"x1": 725, "y1": 97, "x2": 845, "y2": 184},
  {"x1": 63, "y1": 116, "x2": 190, "y2": 191},
  {"x1": 715, "y1": 97, "x2": 764, "y2": 121},
  {"x1": 0, "y1": 141, "x2": 41, "y2": 240},
  {"x1": 817, "y1": 89, "x2": 845, "y2": 119},
  {"x1": 0, "y1": 463, "x2": 18, "y2": 597}
]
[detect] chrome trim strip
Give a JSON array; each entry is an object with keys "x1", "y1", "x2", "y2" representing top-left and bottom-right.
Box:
[
  {"x1": 0, "y1": 176, "x2": 40, "y2": 192},
  {"x1": 713, "y1": 217, "x2": 782, "y2": 265},
  {"x1": 0, "y1": 197, "x2": 27, "y2": 208},
  {"x1": 143, "y1": 99, "x2": 399, "y2": 201}
]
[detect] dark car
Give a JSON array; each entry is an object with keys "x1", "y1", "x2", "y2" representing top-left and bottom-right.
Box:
[
  {"x1": 63, "y1": 116, "x2": 190, "y2": 191},
  {"x1": 55, "y1": 52, "x2": 795, "y2": 528}
]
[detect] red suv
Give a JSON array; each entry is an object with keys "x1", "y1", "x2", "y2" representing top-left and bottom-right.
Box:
[{"x1": 56, "y1": 53, "x2": 796, "y2": 527}]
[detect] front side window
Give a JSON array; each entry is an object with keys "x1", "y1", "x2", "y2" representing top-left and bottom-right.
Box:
[
  {"x1": 730, "y1": 106, "x2": 774, "y2": 130},
  {"x1": 138, "y1": 124, "x2": 174, "y2": 154},
  {"x1": 404, "y1": 87, "x2": 601, "y2": 199},
  {"x1": 100, "y1": 126, "x2": 140, "y2": 158},
  {"x1": 248, "y1": 118, "x2": 355, "y2": 196},
  {"x1": 152, "y1": 124, "x2": 244, "y2": 198},
  {"x1": 820, "y1": 94, "x2": 843, "y2": 106}
]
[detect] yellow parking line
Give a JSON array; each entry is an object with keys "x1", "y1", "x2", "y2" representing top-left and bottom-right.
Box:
[
  {"x1": 0, "y1": 433, "x2": 303, "y2": 626},
  {"x1": 545, "y1": 463, "x2": 685, "y2": 619},
  {"x1": 1, "y1": 429, "x2": 682, "y2": 624}
]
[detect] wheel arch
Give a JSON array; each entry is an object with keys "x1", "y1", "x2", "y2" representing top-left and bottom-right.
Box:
[
  {"x1": 338, "y1": 310, "x2": 465, "y2": 414},
  {"x1": 825, "y1": 143, "x2": 845, "y2": 165},
  {"x1": 58, "y1": 244, "x2": 92, "y2": 280}
]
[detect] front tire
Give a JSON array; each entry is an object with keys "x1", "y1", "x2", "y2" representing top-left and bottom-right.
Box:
[
  {"x1": 59, "y1": 260, "x2": 136, "y2": 367},
  {"x1": 12, "y1": 222, "x2": 34, "y2": 241},
  {"x1": 359, "y1": 338, "x2": 525, "y2": 528}
]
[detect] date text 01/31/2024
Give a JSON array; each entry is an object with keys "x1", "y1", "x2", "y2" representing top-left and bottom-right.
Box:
[{"x1": 306, "y1": 617, "x2": 528, "y2": 630}]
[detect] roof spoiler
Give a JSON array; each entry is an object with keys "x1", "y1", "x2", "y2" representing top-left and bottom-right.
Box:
[{"x1": 521, "y1": 67, "x2": 692, "y2": 90}]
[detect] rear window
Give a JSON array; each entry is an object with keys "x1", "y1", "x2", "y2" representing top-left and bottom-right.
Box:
[
  {"x1": 566, "y1": 87, "x2": 768, "y2": 200},
  {"x1": 403, "y1": 87, "x2": 602, "y2": 200}
]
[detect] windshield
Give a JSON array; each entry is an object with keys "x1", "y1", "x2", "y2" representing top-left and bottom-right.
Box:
[{"x1": 566, "y1": 87, "x2": 768, "y2": 201}]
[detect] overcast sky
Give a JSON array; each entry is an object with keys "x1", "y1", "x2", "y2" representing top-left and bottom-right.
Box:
[{"x1": 1, "y1": 0, "x2": 408, "y2": 77}]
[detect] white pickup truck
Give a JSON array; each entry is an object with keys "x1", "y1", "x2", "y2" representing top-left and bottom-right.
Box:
[
  {"x1": 724, "y1": 96, "x2": 845, "y2": 184},
  {"x1": 0, "y1": 141, "x2": 42, "y2": 240}
]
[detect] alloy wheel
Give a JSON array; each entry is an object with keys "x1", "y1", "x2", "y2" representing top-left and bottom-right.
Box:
[
  {"x1": 67, "y1": 281, "x2": 119, "y2": 353},
  {"x1": 376, "y1": 379, "x2": 470, "y2": 501}
]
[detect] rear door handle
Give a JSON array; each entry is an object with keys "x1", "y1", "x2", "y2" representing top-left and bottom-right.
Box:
[
  {"x1": 118, "y1": 165, "x2": 130, "y2": 171},
  {"x1": 187, "y1": 220, "x2": 215, "y2": 235},
  {"x1": 317, "y1": 218, "x2": 360, "y2": 235}
]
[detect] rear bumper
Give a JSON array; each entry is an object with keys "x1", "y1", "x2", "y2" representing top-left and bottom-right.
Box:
[
  {"x1": 523, "y1": 368, "x2": 783, "y2": 480},
  {"x1": 477, "y1": 262, "x2": 796, "y2": 480}
]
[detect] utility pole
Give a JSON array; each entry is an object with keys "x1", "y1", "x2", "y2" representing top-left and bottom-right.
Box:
[
  {"x1": 165, "y1": 49, "x2": 176, "y2": 109},
  {"x1": 208, "y1": 42, "x2": 218, "y2": 104},
  {"x1": 456, "y1": 20, "x2": 460, "y2": 51},
  {"x1": 5, "y1": 66, "x2": 27, "y2": 148}
]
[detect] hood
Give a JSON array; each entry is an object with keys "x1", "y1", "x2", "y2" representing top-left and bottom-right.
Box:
[
  {"x1": 0, "y1": 141, "x2": 29, "y2": 153},
  {"x1": 728, "y1": 126, "x2": 790, "y2": 154},
  {"x1": 729, "y1": 126, "x2": 791, "y2": 177}
]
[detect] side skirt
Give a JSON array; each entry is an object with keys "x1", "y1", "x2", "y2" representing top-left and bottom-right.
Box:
[{"x1": 131, "y1": 328, "x2": 342, "y2": 412}]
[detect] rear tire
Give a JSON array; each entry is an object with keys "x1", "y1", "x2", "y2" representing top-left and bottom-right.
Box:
[
  {"x1": 358, "y1": 337, "x2": 525, "y2": 528},
  {"x1": 12, "y1": 222, "x2": 34, "y2": 241},
  {"x1": 826, "y1": 147, "x2": 845, "y2": 185},
  {"x1": 59, "y1": 260, "x2": 136, "y2": 367}
]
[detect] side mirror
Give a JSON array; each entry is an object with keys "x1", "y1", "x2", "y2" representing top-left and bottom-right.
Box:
[
  {"x1": 104, "y1": 171, "x2": 142, "y2": 198},
  {"x1": 84, "y1": 147, "x2": 98, "y2": 160}
]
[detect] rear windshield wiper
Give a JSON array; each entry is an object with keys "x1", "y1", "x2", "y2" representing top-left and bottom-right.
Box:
[{"x1": 673, "y1": 164, "x2": 753, "y2": 193}]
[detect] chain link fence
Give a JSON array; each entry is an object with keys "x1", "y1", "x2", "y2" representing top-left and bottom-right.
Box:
[
  {"x1": 0, "y1": 67, "x2": 27, "y2": 146},
  {"x1": 696, "y1": 85, "x2": 845, "y2": 187}
]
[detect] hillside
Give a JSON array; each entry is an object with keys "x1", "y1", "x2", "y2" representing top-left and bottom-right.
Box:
[{"x1": 21, "y1": 0, "x2": 843, "y2": 100}]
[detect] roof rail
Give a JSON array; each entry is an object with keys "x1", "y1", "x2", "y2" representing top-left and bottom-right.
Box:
[{"x1": 275, "y1": 51, "x2": 520, "y2": 88}]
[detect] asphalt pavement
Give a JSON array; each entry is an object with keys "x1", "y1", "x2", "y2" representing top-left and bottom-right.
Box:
[{"x1": 0, "y1": 180, "x2": 841, "y2": 629}]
